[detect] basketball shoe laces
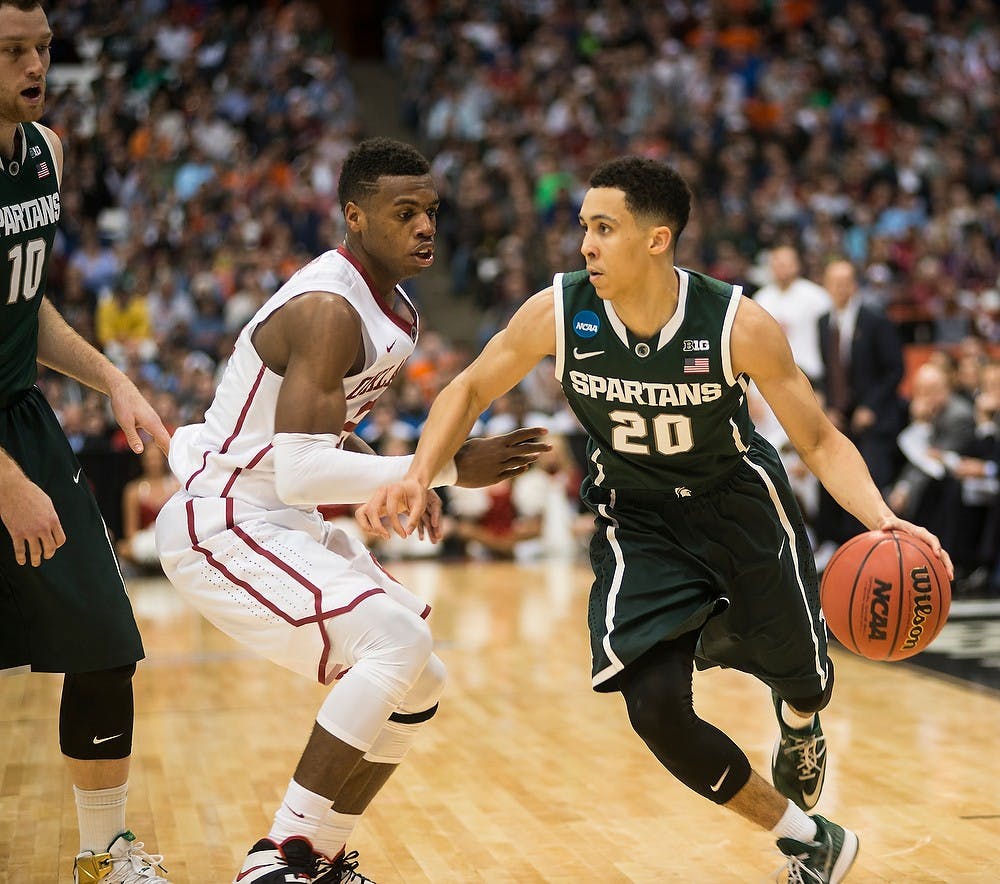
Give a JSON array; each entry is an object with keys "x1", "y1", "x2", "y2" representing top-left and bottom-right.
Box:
[
  {"x1": 95, "y1": 837, "x2": 168, "y2": 883},
  {"x1": 774, "y1": 849, "x2": 826, "y2": 884},
  {"x1": 312, "y1": 850, "x2": 375, "y2": 883},
  {"x1": 781, "y1": 729, "x2": 826, "y2": 783}
]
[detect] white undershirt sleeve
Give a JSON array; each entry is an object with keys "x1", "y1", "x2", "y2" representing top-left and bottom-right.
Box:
[{"x1": 272, "y1": 432, "x2": 458, "y2": 506}]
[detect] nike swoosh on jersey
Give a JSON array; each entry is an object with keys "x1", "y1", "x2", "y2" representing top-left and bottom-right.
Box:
[
  {"x1": 92, "y1": 733, "x2": 123, "y2": 744},
  {"x1": 73, "y1": 468, "x2": 82, "y2": 483},
  {"x1": 573, "y1": 347, "x2": 605, "y2": 360}
]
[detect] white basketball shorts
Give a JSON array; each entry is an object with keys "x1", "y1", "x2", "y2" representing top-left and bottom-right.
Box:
[{"x1": 155, "y1": 493, "x2": 429, "y2": 684}]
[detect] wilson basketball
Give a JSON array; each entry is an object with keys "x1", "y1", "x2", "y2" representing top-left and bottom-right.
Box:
[{"x1": 820, "y1": 531, "x2": 951, "y2": 661}]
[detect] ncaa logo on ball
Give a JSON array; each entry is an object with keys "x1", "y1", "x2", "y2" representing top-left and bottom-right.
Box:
[
  {"x1": 573, "y1": 310, "x2": 600, "y2": 338},
  {"x1": 867, "y1": 579, "x2": 891, "y2": 641}
]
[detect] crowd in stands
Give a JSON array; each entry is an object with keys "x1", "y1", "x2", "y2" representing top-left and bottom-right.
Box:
[
  {"x1": 30, "y1": 1, "x2": 1000, "y2": 595},
  {"x1": 386, "y1": 0, "x2": 1000, "y2": 343}
]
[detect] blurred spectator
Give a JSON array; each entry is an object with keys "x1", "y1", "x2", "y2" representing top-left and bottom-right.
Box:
[
  {"x1": 935, "y1": 360, "x2": 1000, "y2": 594},
  {"x1": 954, "y1": 336, "x2": 990, "y2": 404},
  {"x1": 117, "y1": 442, "x2": 180, "y2": 573},
  {"x1": 68, "y1": 221, "x2": 120, "y2": 301},
  {"x1": 186, "y1": 272, "x2": 227, "y2": 357},
  {"x1": 224, "y1": 266, "x2": 272, "y2": 333},
  {"x1": 814, "y1": 259, "x2": 905, "y2": 557},
  {"x1": 54, "y1": 267, "x2": 97, "y2": 345},
  {"x1": 95, "y1": 271, "x2": 156, "y2": 365},
  {"x1": 753, "y1": 246, "x2": 831, "y2": 387},
  {"x1": 888, "y1": 360, "x2": 976, "y2": 537}
]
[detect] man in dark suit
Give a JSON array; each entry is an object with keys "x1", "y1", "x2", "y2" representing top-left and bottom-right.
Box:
[{"x1": 814, "y1": 260, "x2": 906, "y2": 552}]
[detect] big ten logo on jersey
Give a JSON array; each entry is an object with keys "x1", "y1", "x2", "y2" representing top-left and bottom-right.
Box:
[
  {"x1": 573, "y1": 310, "x2": 601, "y2": 339},
  {"x1": 682, "y1": 339, "x2": 710, "y2": 352}
]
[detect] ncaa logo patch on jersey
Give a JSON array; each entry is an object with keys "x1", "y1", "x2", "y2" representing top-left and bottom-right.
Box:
[{"x1": 573, "y1": 310, "x2": 601, "y2": 339}]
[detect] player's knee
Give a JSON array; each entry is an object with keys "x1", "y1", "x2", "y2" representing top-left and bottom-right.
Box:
[
  {"x1": 380, "y1": 604, "x2": 435, "y2": 669},
  {"x1": 398, "y1": 652, "x2": 446, "y2": 715},
  {"x1": 342, "y1": 598, "x2": 435, "y2": 687},
  {"x1": 60, "y1": 664, "x2": 136, "y2": 760},
  {"x1": 625, "y1": 695, "x2": 693, "y2": 753},
  {"x1": 621, "y1": 675, "x2": 692, "y2": 748}
]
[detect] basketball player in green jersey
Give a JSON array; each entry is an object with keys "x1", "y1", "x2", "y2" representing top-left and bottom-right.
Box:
[
  {"x1": 0, "y1": 2, "x2": 171, "y2": 881},
  {"x1": 358, "y1": 156, "x2": 952, "y2": 882}
]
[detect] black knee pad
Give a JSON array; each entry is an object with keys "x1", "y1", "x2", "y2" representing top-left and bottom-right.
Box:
[
  {"x1": 621, "y1": 638, "x2": 751, "y2": 805},
  {"x1": 60, "y1": 663, "x2": 136, "y2": 760},
  {"x1": 389, "y1": 703, "x2": 438, "y2": 725}
]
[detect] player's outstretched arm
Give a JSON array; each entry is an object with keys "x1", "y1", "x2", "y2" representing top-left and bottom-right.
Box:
[
  {"x1": 358, "y1": 289, "x2": 557, "y2": 539},
  {"x1": 732, "y1": 298, "x2": 953, "y2": 576},
  {"x1": 36, "y1": 298, "x2": 172, "y2": 454}
]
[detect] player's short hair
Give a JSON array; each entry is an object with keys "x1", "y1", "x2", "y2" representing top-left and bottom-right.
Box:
[
  {"x1": 0, "y1": 1, "x2": 45, "y2": 11},
  {"x1": 589, "y1": 156, "x2": 691, "y2": 239},
  {"x1": 338, "y1": 137, "x2": 431, "y2": 210}
]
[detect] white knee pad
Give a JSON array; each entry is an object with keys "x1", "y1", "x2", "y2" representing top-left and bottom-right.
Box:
[
  {"x1": 363, "y1": 653, "x2": 446, "y2": 764},
  {"x1": 316, "y1": 597, "x2": 436, "y2": 752}
]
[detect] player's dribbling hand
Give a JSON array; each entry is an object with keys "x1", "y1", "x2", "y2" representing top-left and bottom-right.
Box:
[{"x1": 872, "y1": 514, "x2": 954, "y2": 579}]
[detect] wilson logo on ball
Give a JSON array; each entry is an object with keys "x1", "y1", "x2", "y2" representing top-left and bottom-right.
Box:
[{"x1": 902, "y1": 566, "x2": 935, "y2": 652}]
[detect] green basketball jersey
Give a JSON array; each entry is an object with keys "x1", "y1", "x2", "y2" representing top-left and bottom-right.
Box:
[
  {"x1": 0, "y1": 123, "x2": 61, "y2": 396},
  {"x1": 555, "y1": 267, "x2": 754, "y2": 496}
]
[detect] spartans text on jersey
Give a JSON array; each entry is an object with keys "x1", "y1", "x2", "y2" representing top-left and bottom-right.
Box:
[
  {"x1": 1, "y1": 193, "x2": 60, "y2": 236},
  {"x1": 568, "y1": 370, "x2": 724, "y2": 407}
]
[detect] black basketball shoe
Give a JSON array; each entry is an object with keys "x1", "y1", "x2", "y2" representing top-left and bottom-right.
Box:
[{"x1": 233, "y1": 837, "x2": 315, "y2": 883}]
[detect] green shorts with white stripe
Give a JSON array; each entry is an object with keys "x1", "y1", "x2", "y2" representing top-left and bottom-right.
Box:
[{"x1": 582, "y1": 435, "x2": 829, "y2": 695}]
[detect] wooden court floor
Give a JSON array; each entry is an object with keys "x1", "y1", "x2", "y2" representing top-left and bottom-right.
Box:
[{"x1": 2, "y1": 559, "x2": 999, "y2": 883}]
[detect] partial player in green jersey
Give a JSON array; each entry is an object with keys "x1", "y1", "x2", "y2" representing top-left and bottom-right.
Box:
[
  {"x1": 0, "y1": 2, "x2": 171, "y2": 881},
  {"x1": 359, "y1": 155, "x2": 954, "y2": 883}
]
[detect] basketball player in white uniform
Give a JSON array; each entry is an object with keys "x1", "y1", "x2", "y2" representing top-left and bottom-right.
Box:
[{"x1": 156, "y1": 138, "x2": 548, "y2": 884}]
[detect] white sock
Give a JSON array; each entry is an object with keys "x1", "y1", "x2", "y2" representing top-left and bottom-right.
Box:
[
  {"x1": 313, "y1": 808, "x2": 362, "y2": 860},
  {"x1": 269, "y1": 779, "x2": 333, "y2": 845},
  {"x1": 781, "y1": 701, "x2": 816, "y2": 731},
  {"x1": 74, "y1": 783, "x2": 128, "y2": 854},
  {"x1": 771, "y1": 799, "x2": 818, "y2": 843}
]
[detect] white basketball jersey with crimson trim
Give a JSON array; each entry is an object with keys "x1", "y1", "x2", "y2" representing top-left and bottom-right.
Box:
[{"x1": 168, "y1": 246, "x2": 418, "y2": 510}]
